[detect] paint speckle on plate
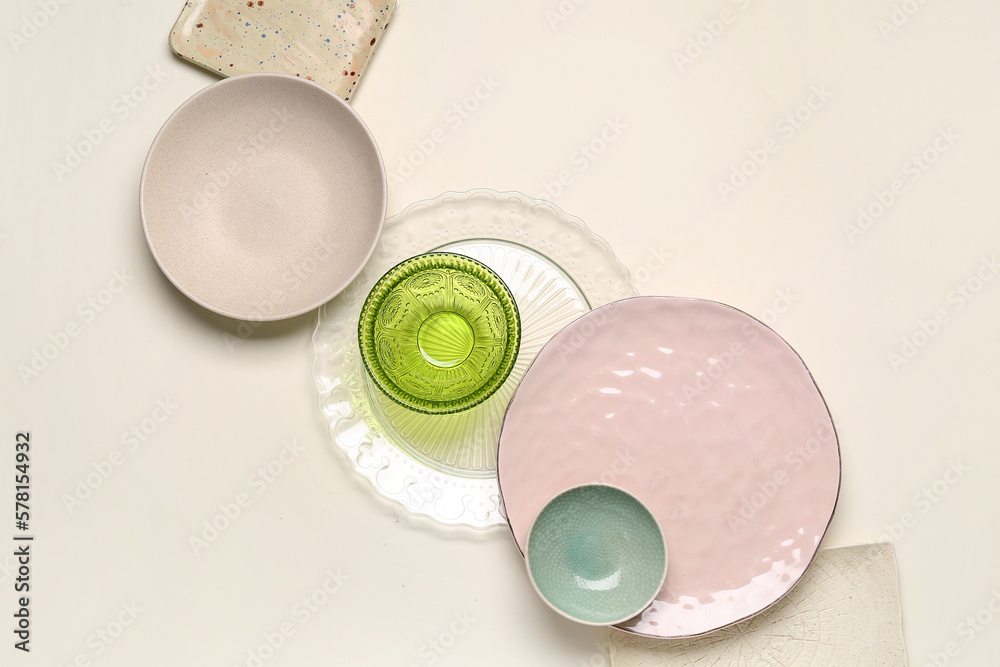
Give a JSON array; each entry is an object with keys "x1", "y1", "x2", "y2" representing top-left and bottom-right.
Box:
[{"x1": 170, "y1": 0, "x2": 395, "y2": 102}]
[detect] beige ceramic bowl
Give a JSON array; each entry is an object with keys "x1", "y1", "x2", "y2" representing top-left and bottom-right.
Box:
[{"x1": 140, "y1": 73, "x2": 386, "y2": 321}]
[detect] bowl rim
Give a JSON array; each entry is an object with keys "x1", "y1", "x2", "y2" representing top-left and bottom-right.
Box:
[
  {"x1": 523, "y1": 482, "x2": 669, "y2": 627},
  {"x1": 357, "y1": 251, "x2": 522, "y2": 415}
]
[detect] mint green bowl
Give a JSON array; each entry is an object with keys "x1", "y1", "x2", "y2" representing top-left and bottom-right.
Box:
[
  {"x1": 525, "y1": 484, "x2": 668, "y2": 626},
  {"x1": 358, "y1": 253, "x2": 521, "y2": 415}
]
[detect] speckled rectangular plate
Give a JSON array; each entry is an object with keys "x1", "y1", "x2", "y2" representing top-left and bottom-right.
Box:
[
  {"x1": 169, "y1": 0, "x2": 394, "y2": 102},
  {"x1": 610, "y1": 543, "x2": 907, "y2": 666}
]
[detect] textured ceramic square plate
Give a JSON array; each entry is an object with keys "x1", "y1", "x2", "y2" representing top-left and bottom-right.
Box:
[
  {"x1": 610, "y1": 543, "x2": 907, "y2": 666},
  {"x1": 169, "y1": 0, "x2": 395, "y2": 101}
]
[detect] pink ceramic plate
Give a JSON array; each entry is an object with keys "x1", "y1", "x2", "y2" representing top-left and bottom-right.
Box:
[{"x1": 497, "y1": 297, "x2": 840, "y2": 638}]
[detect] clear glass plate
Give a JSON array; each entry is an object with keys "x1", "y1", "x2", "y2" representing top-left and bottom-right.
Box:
[{"x1": 312, "y1": 189, "x2": 635, "y2": 528}]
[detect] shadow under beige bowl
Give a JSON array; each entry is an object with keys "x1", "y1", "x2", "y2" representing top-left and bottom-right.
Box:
[{"x1": 140, "y1": 73, "x2": 387, "y2": 321}]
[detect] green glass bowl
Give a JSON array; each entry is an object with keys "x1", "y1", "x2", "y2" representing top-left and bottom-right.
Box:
[
  {"x1": 358, "y1": 253, "x2": 521, "y2": 415},
  {"x1": 525, "y1": 484, "x2": 668, "y2": 626}
]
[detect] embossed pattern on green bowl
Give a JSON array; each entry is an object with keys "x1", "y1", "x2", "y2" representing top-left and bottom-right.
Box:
[{"x1": 358, "y1": 253, "x2": 521, "y2": 414}]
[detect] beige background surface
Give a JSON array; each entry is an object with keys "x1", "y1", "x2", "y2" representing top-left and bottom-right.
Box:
[{"x1": 2, "y1": 1, "x2": 999, "y2": 665}]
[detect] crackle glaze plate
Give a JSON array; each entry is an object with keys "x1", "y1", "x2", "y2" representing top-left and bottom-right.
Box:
[
  {"x1": 610, "y1": 543, "x2": 907, "y2": 665},
  {"x1": 497, "y1": 296, "x2": 841, "y2": 638},
  {"x1": 169, "y1": 0, "x2": 395, "y2": 101},
  {"x1": 312, "y1": 190, "x2": 635, "y2": 528}
]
